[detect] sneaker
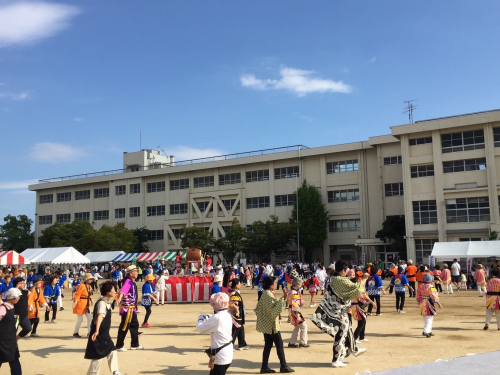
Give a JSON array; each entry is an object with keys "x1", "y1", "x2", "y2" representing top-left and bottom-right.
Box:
[
  {"x1": 116, "y1": 347, "x2": 127, "y2": 352},
  {"x1": 425, "y1": 333, "x2": 432, "y2": 338},
  {"x1": 30, "y1": 333, "x2": 40, "y2": 337},
  {"x1": 353, "y1": 348, "x2": 366, "y2": 357},
  {"x1": 287, "y1": 343, "x2": 300, "y2": 348},
  {"x1": 299, "y1": 344, "x2": 310, "y2": 348},
  {"x1": 138, "y1": 331, "x2": 144, "y2": 336},
  {"x1": 484, "y1": 324, "x2": 489, "y2": 330},
  {"x1": 279, "y1": 366, "x2": 295, "y2": 373},
  {"x1": 60, "y1": 307, "x2": 64, "y2": 311},
  {"x1": 130, "y1": 346, "x2": 144, "y2": 350},
  {"x1": 356, "y1": 340, "x2": 362, "y2": 344},
  {"x1": 51, "y1": 320, "x2": 57, "y2": 324},
  {"x1": 239, "y1": 346, "x2": 251, "y2": 350},
  {"x1": 260, "y1": 368, "x2": 276, "y2": 374},
  {"x1": 73, "y1": 333, "x2": 81, "y2": 338},
  {"x1": 367, "y1": 312, "x2": 372, "y2": 316},
  {"x1": 44, "y1": 321, "x2": 50, "y2": 324},
  {"x1": 142, "y1": 323, "x2": 151, "y2": 328},
  {"x1": 399, "y1": 310, "x2": 405, "y2": 314},
  {"x1": 332, "y1": 361, "x2": 346, "y2": 368},
  {"x1": 309, "y1": 304, "x2": 314, "y2": 307},
  {"x1": 376, "y1": 313, "x2": 382, "y2": 316},
  {"x1": 361, "y1": 338, "x2": 369, "y2": 342},
  {"x1": 397, "y1": 309, "x2": 400, "y2": 313}
]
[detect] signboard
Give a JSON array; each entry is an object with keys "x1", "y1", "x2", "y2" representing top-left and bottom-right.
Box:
[
  {"x1": 361, "y1": 252, "x2": 366, "y2": 267},
  {"x1": 467, "y1": 257, "x2": 473, "y2": 273},
  {"x1": 436, "y1": 257, "x2": 461, "y2": 262},
  {"x1": 428, "y1": 255, "x2": 435, "y2": 267}
]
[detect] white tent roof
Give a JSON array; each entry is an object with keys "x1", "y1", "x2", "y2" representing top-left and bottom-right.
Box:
[
  {"x1": 22, "y1": 247, "x2": 90, "y2": 264},
  {"x1": 86, "y1": 251, "x2": 125, "y2": 263},
  {"x1": 431, "y1": 241, "x2": 500, "y2": 259}
]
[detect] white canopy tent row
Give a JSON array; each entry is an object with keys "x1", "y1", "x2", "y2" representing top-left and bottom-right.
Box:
[
  {"x1": 431, "y1": 241, "x2": 500, "y2": 260},
  {"x1": 85, "y1": 251, "x2": 125, "y2": 263},
  {"x1": 21, "y1": 247, "x2": 90, "y2": 264}
]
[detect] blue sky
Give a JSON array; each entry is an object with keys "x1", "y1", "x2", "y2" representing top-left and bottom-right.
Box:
[{"x1": 1, "y1": 1, "x2": 500, "y2": 225}]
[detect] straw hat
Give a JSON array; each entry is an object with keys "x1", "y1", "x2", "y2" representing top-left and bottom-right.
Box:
[
  {"x1": 84, "y1": 273, "x2": 96, "y2": 281},
  {"x1": 210, "y1": 292, "x2": 229, "y2": 311},
  {"x1": 213, "y1": 275, "x2": 223, "y2": 283},
  {"x1": 145, "y1": 274, "x2": 155, "y2": 282},
  {"x1": 126, "y1": 265, "x2": 138, "y2": 273}
]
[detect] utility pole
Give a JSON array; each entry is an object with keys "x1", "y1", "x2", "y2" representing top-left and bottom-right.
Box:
[{"x1": 403, "y1": 100, "x2": 418, "y2": 124}]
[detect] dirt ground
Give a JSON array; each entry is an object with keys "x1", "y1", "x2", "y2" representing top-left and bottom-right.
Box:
[{"x1": 5, "y1": 282, "x2": 499, "y2": 375}]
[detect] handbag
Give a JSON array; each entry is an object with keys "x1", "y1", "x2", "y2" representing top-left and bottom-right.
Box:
[{"x1": 204, "y1": 342, "x2": 232, "y2": 368}]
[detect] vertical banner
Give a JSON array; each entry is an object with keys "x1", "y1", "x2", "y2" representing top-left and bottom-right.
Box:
[
  {"x1": 428, "y1": 255, "x2": 435, "y2": 267},
  {"x1": 361, "y1": 252, "x2": 366, "y2": 266},
  {"x1": 467, "y1": 257, "x2": 473, "y2": 273}
]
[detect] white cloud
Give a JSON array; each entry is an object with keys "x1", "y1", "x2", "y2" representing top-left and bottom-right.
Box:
[
  {"x1": 0, "y1": 91, "x2": 30, "y2": 100},
  {"x1": 0, "y1": 179, "x2": 38, "y2": 190},
  {"x1": 30, "y1": 142, "x2": 86, "y2": 163},
  {"x1": 0, "y1": 2, "x2": 80, "y2": 48},
  {"x1": 241, "y1": 66, "x2": 352, "y2": 96},
  {"x1": 370, "y1": 57, "x2": 377, "y2": 62},
  {"x1": 169, "y1": 146, "x2": 226, "y2": 161},
  {"x1": 73, "y1": 117, "x2": 83, "y2": 122}
]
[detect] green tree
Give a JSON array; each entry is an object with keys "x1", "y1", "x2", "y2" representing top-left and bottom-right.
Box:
[
  {"x1": 180, "y1": 226, "x2": 215, "y2": 253},
  {"x1": 375, "y1": 215, "x2": 406, "y2": 258},
  {"x1": 245, "y1": 216, "x2": 296, "y2": 260},
  {"x1": 0, "y1": 215, "x2": 34, "y2": 251},
  {"x1": 39, "y1": 221, "x2": 93, "y2": 249},
  {"x1": 133, "y1": 226, "x2": 150, "y2": 252},
  {"x1": 289, "y1": 180, "x2": 329, "y2": 261},
  {"x1": 216, "y1": 218, "x2": 246, "y2": 256},
  {"x1": 243, "y1": 220, "x2": 267, "y2": 257}
]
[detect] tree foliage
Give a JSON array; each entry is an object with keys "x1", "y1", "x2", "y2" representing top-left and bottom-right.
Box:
[
  {"x1": 289, "y1": 180, "x2": 329, "y2": 261},
  {"x1": 180, "y1": 226, "x2": 216, "y2": 253},
  {"x1": 375, "y1": 215, "x2": 406, "y2": 257},
  {"x1": 133, "y1": 226, "x2": 150, "y2": 252},
  {"x1": 245, "y1": 216, "x2": 297, "y2": 259},
  {"x1": 216, "y1": 218, "x2": 246, "y2": 255},
  {"x1": 0, "y1": 215, "x2": 34, "y2": 251}
]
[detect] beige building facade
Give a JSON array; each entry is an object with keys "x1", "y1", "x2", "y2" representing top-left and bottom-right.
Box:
[{"x1": 29, "y1": 109, "x2": 500, "y2": 266}]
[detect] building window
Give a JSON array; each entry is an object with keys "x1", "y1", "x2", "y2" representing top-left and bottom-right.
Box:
[
  {"x1": 115, "y1": 208, "x2": 125, "y2": 219},
  {"x1": 170, "y1": 203, "x2": 188, "y2": 215},
  {"x1": 171, "y1": 228, "x2": 181, "y2": 239},
  {"x1": 413, "y1": 201, "x2": 437, "y2": 225},
  {"x1": 170, "y1": 178, "x2": 189, "y2": 190},
  {"x1": 115, "y1": 185, "x2": 126, "y2": 195},
  {"x1": 409, "y1": 137, "x2": 432, "y2": 146},
  {"x1": 246, "y1": 196, "x2": 270, "y2": 209},
  {"x1": 40, "y1": 194, "x2": 53, "y2": 204},
  {"x1": 326, "y1": 160, "x2": 358, "y2": 174},
  {"x1": 446, "y1": 197, "x2": 490, "y2": 223},
  {"x1": 219, "y1": 173, "x2": 241, "y2": 186},
  {"x1": 197, "y1": 201, "x2": 213, "y2": 212},
  {"x1": 57, "y1": 192, "x2": 71, "y2": 202},
  {"x1": 383, "y1": 156, "x2": 402, "y2": 165},
  {"x1": 74, "y1": 212, "x2": 90, "y2": 221},
  {"x1": 441, "y1": 129, "x2": 485, "y2": 153},
  {"x1": 328, "y1": 189, "x2": 360, "y2": 203},
  {"x1": 411, "y1": 165, "x2": 435, "y2": 178},
  {"x1": 147, "y1": 181, "x2": 165, "y2": 193},
  {"x1": 329, "y1": 219, "x2": 361, "y2": 232},
  {"x1": 75, "y1": 190, "x2": 90, "y2": 200},
  {"x1": 194, "y1": 176, "x2": 214, "y2": 188},
  {"x1": 415, "y1": 239, "x2": 437, "y2": 263},
  {"x1": 246, "y1": 225, "x2": 253, "y2": 233},
  {"x1": 147, "y1": 205, "x2": 165, "y2": 216},
  {"x1": 94, "y1": 210, "x2": 109, "y2": 220},
  {"x1": 443, "y1": 158, "x2": 487, "y2": 174},
  {"x1": 494, "y1": 127, "x2": 500, "y2": 147},
  {"x1": 222, "y1": 226, "x2": 231, "y2": 233},
  {"x1": 222, "y1": 199, "x2": 238, "y2": 211},
  {"x1": 385, "y1": 183, "x2": 404, "y2": 197},
  {"x1": 275, "y1": 166, "x2": 299, "y2": 179},
  {"x1": 459, "y1": 237, "x2": 482, "y2": 241},
  {"x1": 130, "y1": 183, "x2": 141, "y2": 194},
  {"x1": 55, "y1": 214, "x2": 71, "y2": 223},
  {"x1": 149, "y1": 230, "x2": 164, "y2": 241},
  {"x1": 129, "y1": 207, "x2": 140, "y2": 217},
  {"x1": 39, "y1": 215, "x2": 52, "y2": 225},
  {"x1": 246, "y1": 169, "x2": 269, "y2": 182},
  {"x1": 94, "y1": 188, "x2": 109, "y2": 198},
  {"x1": 275, "y1": 194, "x2": 295, "y2": 207}
]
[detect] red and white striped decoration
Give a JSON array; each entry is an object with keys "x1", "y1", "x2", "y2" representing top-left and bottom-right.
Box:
[
  {"x1": 163, "y1": 276, "x2": 212, "y2": 303},
  {"x1": 136, "y1": 252, "x2": 169, "y2": 262},
  {"x1": 0, "y1": 251, "x2": 30, "y2": 265}
]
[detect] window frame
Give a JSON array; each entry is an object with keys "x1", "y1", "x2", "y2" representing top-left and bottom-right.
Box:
[
  {"x1": 443, "y1": 158, "x2": 487, "y2": 174},
  {"x1": 410, "y1": 165, "x2": 435, "y2": 178},
  {"x1": 246, "y1": 169, "x2": 270, "y2": 183},
  {"x1": 147, "y1": 181, "x2": 165, "y2": 193},
  {"x1": 94, "y1": 188, "x2": 110, "y2": 198},
  {"x1": 115, "y1": 185, "x2": 126, "y2": 196},
  {"x1": 57, "y1": 192, "x2": 71, "y2": 202},
  {"x1": 147, "y1": 205, "x2": 166, "y2": 216},
  {"x1": 446, "y1": 196, "x2": 490, "y2": 223},
  {"x1": 170, "y1": 178, "x2": 189, "y2": 190},
  {"x1": 219, "y1": 173, "x2": 241, "y2": 186},
  {"x1": 412, "y1": 200, "x2": 438, "y2": 225},
  {"x1": 326, "y1": 160, "x2": 358, "y2": 174},
  {"x1": 328, "y1": 189, "x2": 360, "y2": 203},
  {"x1": 93, "y1": 210, "x2": 109, "y2": 221},
  {"x1": 275, "y1": 194, "x2": 295, "y2": 207},
  {"x1": 329, "y1": 219, "x2": 361, "y2": 232},
  {"x1": 39, "y1": 215, "x2": 52, "y2": 225},
  {"x1": 40, "y1": 194, "x2": 53, "y2": 204},
  {"x1": 274, "y1": 166, "x2": 299, "y2": 179},
  {"x1": 130, "y1": 183, "x2": 141, "y2": 194},
  {"x1": 246, "y1": 196, "x2": 270, "y2": 209},
  {"x1": 74, "y1": 212, "x2": 90, "y2": 221},
  {"x1": 383, "y1": 156, "x2": 402, "y2": 165},
  {"x1": 441, "y1": 129, "x2": 485, "y2": 153},
  {"x1": 170, "y1": 203, "x2": 188, "y2": 215},
  {"x1": 193, "y1": 176, "x2": 214, "y2": 188},
  {"x1": 385, "y1": 182, "x2": 404, "y2": 197}
]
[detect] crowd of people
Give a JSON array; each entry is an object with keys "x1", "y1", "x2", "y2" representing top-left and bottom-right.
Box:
[{"x1": 1, "y1": 255, "x2": 499, "y2": 375}]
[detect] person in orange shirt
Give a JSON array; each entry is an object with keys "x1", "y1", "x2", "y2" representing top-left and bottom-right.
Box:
[
  {"x1": 474, "y1": 264, "x2": 487, "y2": 297},
  {"x1": 404, "y1": 260, "x2": 417, "y2": 298},
  {"x1": 73, "y1": 273, "x2": 95, "y2": 338},
  {"x1": 28, "y1": 278, "x2": 46, "y2": 337},
  {"x1": 388, "y1": 265, "x2": 398, "y2": 294}
]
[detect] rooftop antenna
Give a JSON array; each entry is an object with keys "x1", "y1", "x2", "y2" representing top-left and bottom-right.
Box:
[
  {"x1": 156, "y1": 145, "x2": 168, "y2": 157},
  {"x1": 403, "y1": 100, "x2": 418, "y2": 124},
  {"x1": 140, "y1": 131, "x2": 142, "y2": 150}
]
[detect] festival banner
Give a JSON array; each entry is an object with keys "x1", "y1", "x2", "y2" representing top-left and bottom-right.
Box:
[
  {"x1": 361, "y1": 252, "x2": 366, "y2": 266},
  {"x1": 467, "y1": 257, "x2": 473, "y2": 273},
  {"x1": 428, "y1": 255, "x2": 435, "y2": 267}
]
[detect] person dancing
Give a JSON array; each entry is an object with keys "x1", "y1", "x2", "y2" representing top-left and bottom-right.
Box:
[
  {"x1": 484, "y1": 267, "x2": 500, "y2": 330},
  {"x1": 116, "y1": 265, "x2": 142, "y2": 351},
  {"x1": 28, "y1": 278, "x2": 46, "y2": 337},
  {"x1": 73, "y1": 273, "x2": 95, "y2": 338},
  {"x1": 416, "y1": 273, "x2": 443, "y2": 338},
  {"x1": 349, "y1": 272, "x2": 375, "y2": 343},
  {"x1": 229, "y1": 279, "x2": 250, "y2": 350},
  {"x1": 141, "y1": 274, "x2": 158, "y2": 328}
]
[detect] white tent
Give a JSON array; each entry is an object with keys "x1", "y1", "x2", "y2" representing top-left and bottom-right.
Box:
[
  {"x1": 86, "y1": 251, "x2": 125, "y2": 263},
  {"x1": 22, "y1": 247, "x2": 90, "y2": 264},
  {"x1": 431, "y1": 241, "x2": 500, "y2": 259},
  {"x1": 468, "y1": 241, "x2": 500, "y2": 257}
]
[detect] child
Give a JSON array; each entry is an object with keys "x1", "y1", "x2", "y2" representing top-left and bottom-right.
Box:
[
  {"x1": 141, "y1": 274, "x2": 158, "y2": 328},
  {"x1": 386, "y1": 266, "x2": 413, "y2": 313},
  {"x1": 366, "y1": 265, "x2": 385, "y2": 315},
  {"x1": 245, "y1": 267, "x2": 251, "y2": 287},
  {"x1": 459, "y1": 271, "x2": 468, "y2": 291},
  {"x1": 304, "y1": 274, "x2": 320, "y2": 307},
  {"x1": 416, "y1": 273, "x2": 443, "y2": 337},
  {"x1": 287, "y1": 277, "x2": 308, "y2": 348},
  {"x1": 228, "y1": 279, "x2": 250, "y2": 350},
  {"x1": 484, "y1": 267, "x2": 500, "y2": 330},
  {"x1": 349, "y1": 272, "x2": 375, "y2": 343},
  {"x1": 210, "y1": 275, "x2": 222, "y2": 296},
  {"x1": 433, "y1": 265, "x2": 443, "y2": 293}
]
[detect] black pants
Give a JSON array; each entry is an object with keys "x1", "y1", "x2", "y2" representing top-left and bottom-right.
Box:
[
  {"x1": 143, "y1": 306, "x2": 151, "y2": 324},
  {"x1": 30, "y1": 318, "x2": 40, "y2": 335},
  {"x1": 262, "y1": 331, "x2": 287, "y2": 369},
  {"x1": 116, "y1": 312, "x2": 139, "y2": 349},
  {"x1": 435, "y1": 283, "x2": 442, "y2": 293},
  {"x1": 258, "y1": 291, "x2": 263, "y2": 301},
  {"x1": 408, "y1": 281, "x2": 416, "y2": 297},
  {"x1": 389, "y1": 285, "x2": 394, "y2": 294},
  {"x1": 17, "y1": 316, "x2": 32, "y2": 337},
  {"x1": 396, "y1": 293, "x2": 405, "y2": 311},
  {"x1": 45, "y1": 304, "x2": 57, "y2": 321},
  {"x1": 367, "y1": 296, "x2": 381, "y2": 315},
  {"x1": 209, "y1": 364, "x2": 230, "y2": 375},
  {"x1": 232, "y1": 324, "x2": 247, "y2": 348},
  {"x1": 353, "y1": 316, "x2": 366, "y2": 340},
  {"x1": 0, "y1": 359, "x2": 22, "y2": 375}
]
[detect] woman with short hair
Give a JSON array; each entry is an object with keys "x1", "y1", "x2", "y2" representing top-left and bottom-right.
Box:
[
  {"x1": 73, "y1": 273, "x2": 96, "y2": 338},
  {"x1": 43, "y1": 275, "x2": 60, "y2": 323}
]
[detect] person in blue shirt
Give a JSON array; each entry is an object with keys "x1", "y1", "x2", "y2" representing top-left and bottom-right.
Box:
[
  {"x1": 43, "y1": 275, "x2": 61, "y2": 323},
  {"x1": 58, "y1": 273, "x2": 67, "y2": 310},
  {"x1": 386, "y1": 266, "x2": 414, "y2": 314},
  {"x1": 256, "y1": 266, "x2": 267, "y2": 301},
  {"x1": 144, "y1": 266, "x2": 152, "y2": 276},
  {"x1": 252, "y1": 266, "x2": 260, "y2": 290},
  {"x1": 26, "y1": 269, "x2": 37, "y2": 289},
  {"x1": 0, "y1": 275, "x2": 13, "y2": 301},
  {"x1": 110, "y1": 266, "x2": 120, "y2": 284},
  {"x1": 210, "y1": 275, "x2": 222, "y2": 296},
  {"x1": 72, "y1": 274, "x2": 81, "y2": 299},
  {"x1": 276, "y1": 265, "x2": 284, "y2": 290},
  {"x1": 141, "y1": 274, "x2": 158, "y2": 328},
  {"x1": 365, "y1": 265, "x2": 385, "y2": 316}
]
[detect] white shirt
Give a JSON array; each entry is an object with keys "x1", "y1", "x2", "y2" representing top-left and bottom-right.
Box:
[
  {"x1": 315, "y1": 268, "x2": 327, "y2": 281},
  {"x1": 156, "y1": 275, "x2": 167, "y2": 290},
  {"x1": 197, "y1": 311, "x2": 233, "y2": 365},
  {"x1": 451, "y1": 262, "x2": 461, "y2": 276}
]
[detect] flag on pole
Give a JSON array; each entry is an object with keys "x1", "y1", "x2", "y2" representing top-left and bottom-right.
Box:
[
  {"x1": 158, "y1": 253, "x2": 161, "y2": 261},
  {"x1": 133, "y1": 253, "x2": 137, "y2": 265}
]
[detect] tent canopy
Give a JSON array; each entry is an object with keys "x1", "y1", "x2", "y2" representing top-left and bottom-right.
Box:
[
  {"x1": 86, "y1": 251, "x2": 125, "y2": 263},
  {"x1": 431, "y1": 241, "x2": 500, "y2": 259},
  {"x1": 22, "y1": 247, "x2": 90, "y2": 264},
  {"x1": 112, "y1": 251, "x2": 187, "y2": 262},
  {"x1": 0, "y1": 250, "x2": 30, "y2": 265}
]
